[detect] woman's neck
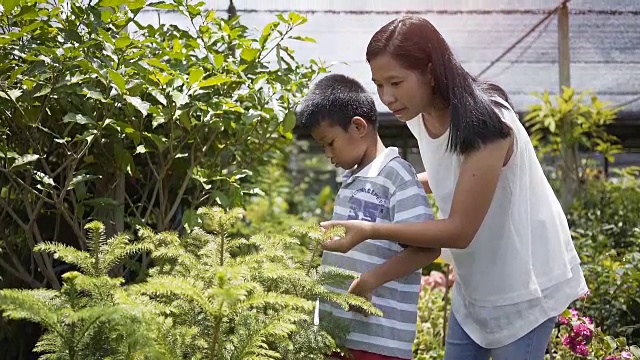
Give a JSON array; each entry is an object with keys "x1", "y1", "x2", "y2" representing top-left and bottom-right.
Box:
[{"x1": 422, "y1": 101, "x2": 450, "y2": 139}]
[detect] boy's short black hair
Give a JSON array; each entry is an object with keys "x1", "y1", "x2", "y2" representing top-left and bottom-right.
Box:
[{"x1": 297, "y1": 74, "x2": 378, "y2": 131}]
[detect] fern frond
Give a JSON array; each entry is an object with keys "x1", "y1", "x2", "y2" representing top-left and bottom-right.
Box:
[
  {"x1": 35, "y1": 242, "x2": 95, "y2": 275},
  {"x1": 236, "y1": 292, "x2": 314, "y2": 313},
  {"x1": 85, "y1": 220, "x2": 106, "y2": 259},
  {"x1": 317, "y1": 288, "x2": 383, "y2": 318},
  {"x1": 71, "y1": 274, "x2": 124, "y2": 302},
  {"x1": 102, "y1": 234, "x2": 153, "y2": 274},
  {"x1": 130, "y1": 276, "x2": 218, "y2": 316},
  {"x1": 0, "y1": 289, "x2": 61, "y2": 330},
  {"x1": 33, "y1": 331, "x2": 61, "y2": 358},
  {"x1": 317, "y1": 266, "x2": 359, "y2": 287},
  {"x1": 198, "y1": 206, "x2": 238, "y2": 234}
]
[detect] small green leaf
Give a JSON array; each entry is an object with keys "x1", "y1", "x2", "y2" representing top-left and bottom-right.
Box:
[
  {"x1": 151, "y1": 3, "x2": 179, "y2": 10},
  {"x1": 146, "y1": 58, "x2": 169, "y2": 71},
  {"x1": 240, "y1": 48, "x2": 260, "y2": 62},
  {"x1": 3, "y1": 89, "x2": 22, "y2": 101},
  {"x1": 22, "y1": 79, "x2": 36, "y2": 89},
  {"x1": 82, "y1": 88, "x2": 105, "y2": 101},
  {"x1": 189, "y1": 67, "x2": 204, "y2": 86},
  {"x1": 134, "y1": 145, "x2": 148, "y2": 154},
  {"x1": 290, "y1": 35, "x2": 316, "y2": 43},
  {"x1": 63, "y1": 113, "x2": 94, "y2": 125},
  {"x1": 115, "y1": 35, "x2": 132, "y2": 49},
  {"x1": 101, "y1": 9, "x2": 112, "y2": 22},
  {"x1": 172, "y1": 91, "x2": 188, "y2": 108},
  {"x1": 212, "y1": 191, "x2": 229, "y2": 207},
  {"x1": 144, "y1": 133, "x2": 168, "y2": 151},
  {"x1": 199, "y1": 76, "x2": 231, "y2": 88},
  {"x1": 107, "y1": 69, "x2": 126, "y2": 93},
  {"x1": 124, "y1": 96, "x2": 150, "y2": 116},
  {"x1": 3, "y1": 0, "x2": 19, "y2": 14},
  {"x1": 172, "y1": 39, "x2": 183, "y2": 54},
  {"x1": 182, "y1": 208, "x2": 201, "y2": 233},
  {"x1": 205, "y1": 10, "x2": 216, "y2": 22},
  {"x1": 152, "y1": 116, "x2": 165, "y2": 128},
  {"x1": 288, "y1": 12, "x2": 306, "y2": 25},
  {"x1": 179, "y1": 111, "x2": 191, "y2": 131},
  {"x1": 99, "y1": 0, "x2": 125, "y2": 8},
  {"x1": 125, "y1": 0, "x2": 145, "y2": 9},
  {"x1": 69, "y1": 174, "x2": 99, "y2": 189},
  {"x1": 34, "y1": 171, "x2": 55, "y2": 187},
  {"x1": 630, "y1": 345, "x2": 640, "y2": 358},
  {"x1": 98, "y1": 28, "x2": 115, "y2": 46},
  {"x1": 282, "y1": 110, "x2": 296, "y2": 133},
  {"x1": 10, "y1": 154, "x2": 40, "y2": 170},
  {"x1": 260, "y1": 21, "x2": 278, "y2": 46},
  {"x1": 213, "y1": 54, "x2": 224, "y2": 68},
  {"x1": 150, "y1": 89, "x2": 167, "y2": 106}
]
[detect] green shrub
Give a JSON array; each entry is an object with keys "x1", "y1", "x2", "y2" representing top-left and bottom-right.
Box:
[
  {"x1": 0, "y1": 207, "x2": 381, "y2": 359},
  {"x1": 568, "y1": 172, "x2": 640, "y2": 342},
  {"x1": 413, "y1": 287, "x2": 449, "y2": 359}
]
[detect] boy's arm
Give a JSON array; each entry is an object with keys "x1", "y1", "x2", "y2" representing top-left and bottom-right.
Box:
[
  {"x1": 349, "y1": 161, "x2": 439, "y2": 300},
  {"x1": 351, "y1": 246, "x2": 440, "y2": 297}
]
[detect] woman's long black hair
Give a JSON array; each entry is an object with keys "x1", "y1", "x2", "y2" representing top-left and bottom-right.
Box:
[{"x1": 366, "y1": 16, "x2": 512, "y2": 155}]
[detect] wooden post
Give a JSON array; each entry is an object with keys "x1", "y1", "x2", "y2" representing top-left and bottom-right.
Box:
[
  {"x1": 558, "y1": 0, "x2": 576, "y2": 209},
  {"x1": 228, "y1": 0, "x2": 237, "y2": 20}
]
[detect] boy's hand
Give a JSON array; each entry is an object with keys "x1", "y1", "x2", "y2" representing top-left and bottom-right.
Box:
[{"x1": 347, "y1": 273, "x2": 376, "y2": 316}]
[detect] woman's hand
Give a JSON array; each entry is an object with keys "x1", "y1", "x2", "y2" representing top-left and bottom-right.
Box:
[{"x1": 319, "y1": 220, "x2": 373, "y2": 253}]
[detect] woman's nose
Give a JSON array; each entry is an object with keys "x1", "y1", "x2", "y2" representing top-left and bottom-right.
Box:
[{"x1": 380, "y1": 87, "x2": 397, "y2": 106}]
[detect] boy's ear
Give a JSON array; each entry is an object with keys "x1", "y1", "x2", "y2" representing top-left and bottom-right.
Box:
[{"x1": 350, "y1": 116, "x2": 368, "y2": 135}]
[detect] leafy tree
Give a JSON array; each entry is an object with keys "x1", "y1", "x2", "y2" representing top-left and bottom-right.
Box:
[
  {"x1": 524, "y1": 87, "x2": 622, "y2": 207},
  {"x1": 0, "y1": 0, "x2": 325, "y2": 289}
]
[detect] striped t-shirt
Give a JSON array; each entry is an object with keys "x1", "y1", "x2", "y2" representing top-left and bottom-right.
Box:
[{"x1": 319, "y1": 147, "x2": 434, "y2": 359}]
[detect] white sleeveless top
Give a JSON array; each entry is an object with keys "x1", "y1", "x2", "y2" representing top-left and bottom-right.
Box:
[{"x1": 406, "y1": 97, "x2": 588, "y2": 347}]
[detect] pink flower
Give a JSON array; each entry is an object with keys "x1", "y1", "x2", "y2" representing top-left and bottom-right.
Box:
[
  {"x1": 584, "y1": 316, "x2": 593, "y2": 325},
  {"x1": 562, "y1": 335, "x2": 571, "y2": 346},
  {"x1": 573, "y1": 323, "x2": 592, "y2": 339},
  {"x1": 621, "y1": 351, "x2": 632, "y2": 359},
  {"x1": 604, "y1": 356, "x2": 620, "y2": 360},
  {"x1": 558, "y1": 316, "x2": 569, "y2": 325},
  {"x1": 574, "y1": 344, "x2": 590, "y2": 357},
  {"x1": 570, "y1": 308, "x2": 579, "y2": 318},
  {"x1": 420, "y1": 270, "x2": 454, "y2": 291}
]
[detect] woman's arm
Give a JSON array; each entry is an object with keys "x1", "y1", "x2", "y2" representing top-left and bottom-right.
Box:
[
  {"x1": 417, "y1": 171, "x2": 432, "y2": 194},
  {"x1": 321, "y1": 135, "x2": 512, "y2": 251}
]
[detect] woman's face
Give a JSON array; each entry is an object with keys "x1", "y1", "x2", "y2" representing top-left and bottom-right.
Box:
[{"x1": 369, "y1": 53, "x2": 436, "y2": 122}]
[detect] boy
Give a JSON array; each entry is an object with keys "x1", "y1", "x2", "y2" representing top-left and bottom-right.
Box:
[{"x1": 297, "y1": 74, "x2": 440, "y2": 360}]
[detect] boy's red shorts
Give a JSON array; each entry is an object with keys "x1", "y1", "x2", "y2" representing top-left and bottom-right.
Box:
[{"x1": 331, "y1": 349, "x2": 405, "y2": 360}]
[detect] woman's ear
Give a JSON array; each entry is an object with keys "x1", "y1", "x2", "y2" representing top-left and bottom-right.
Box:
[{"x1": 350, "y1": 116, "x2": 369, "y2": 136}]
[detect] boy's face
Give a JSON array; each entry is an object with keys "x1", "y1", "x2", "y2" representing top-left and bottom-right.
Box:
[{"x1": 310, "y1": 118, "x2": 368, "y2": 171}]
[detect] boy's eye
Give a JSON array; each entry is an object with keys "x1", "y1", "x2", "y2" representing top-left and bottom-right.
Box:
[
  {"x1": 391, "y1": 81, "x2": 402, "y2": 87},
  {"x1": 327, "y1": 140, "x2": 334, "y2": 147}
]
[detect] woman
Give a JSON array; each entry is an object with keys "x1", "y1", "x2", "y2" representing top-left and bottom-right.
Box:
[{"x1": 321, "y1": 16, "x2": 588, "y2": 360}]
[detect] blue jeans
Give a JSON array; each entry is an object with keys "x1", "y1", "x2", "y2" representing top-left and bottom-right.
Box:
[{"x1": 444, "y1": 312, "x2": 556, "y2": 360}]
